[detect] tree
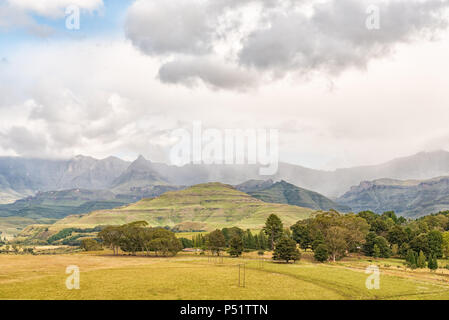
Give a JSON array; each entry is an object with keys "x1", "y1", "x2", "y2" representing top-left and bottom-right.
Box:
[
  {"x1": 374, "y1": 236, "x2": 391, "y2": 258},
  {"x1": 272, "y1": 237, "x2": 301, "y2": 263},
  {"x1": 222, "y1": 227, "x2": 244, "y2": 246},
  {"x1": 406, "y1": 249, "x2": 418, "y2": 269},
  {"x1": 373, "y1": 244, "x2": 381, "y2": 258},
  {"x1": 291, "y1": 222, "x2": 312, "y2": 250},
  {"x1": 229, "y1": 235, "x2": 244, "y2": 257},
  {"x1": 363, "y1": 232, "x2": 377, "y2": 256},
  {"x1": 179, "y1": 237, "x2": 194, "y2": 249},
  {"x1": 263, "y1": 214, "x2": 284, "y2": 250},
  {"x1": 428, "y1": 254, "x2": 438, "y2": 271},
  {"x1": 443, "y1": 231, "x2": 449, "y2": 259},
  {"x1": 399, "y1": 242, "x2": 411, "y2": 258},
  {"x1": 243, "y1": 229, "x2": 256, "y2": 249},
  {"x1": 427, "y1": 230, "x2": 443, "y2": 258},
  {"x1": 80, "y1": 239, "x2": 102, "y2": 251},
  {"x1": 207, "y1": 230, "x2": 226, "y2": 256},
  {"x1": 410, "y1": 233, "x2": 430, "y2": 257},
  {"x1": 98, "y1": 226, "x2": 124, "y2": 255},
  {"x1": 417, "y1": 250, "x2": 427, "y2": 269},
  {"x1": 387, "y1": 225, "x2": 408, "y2": 246},
  {"x1": 258, "y1": 230, "x2": 268, "y2": 250},
  {"x1": 382, "y1": 211, "x2": 398, "y2": 224},
  {"x1": 314, "y1": 244, "x2": 329, "y2": 262},
  {"x1": 325, "y1": 226, "x2": 347, "y2": 262},
  {"x1": 391, "y1": 244, "x2": 399, "y2": 257}
]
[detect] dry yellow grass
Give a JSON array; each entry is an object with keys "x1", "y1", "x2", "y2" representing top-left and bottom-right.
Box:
[{"x1": 1, "y1": 252, "x2": 449, "y2": 300}]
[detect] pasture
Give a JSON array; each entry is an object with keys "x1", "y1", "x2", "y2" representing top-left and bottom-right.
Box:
[{"x1": 1, "y1": 251, "x2": 449, "y2": 300}]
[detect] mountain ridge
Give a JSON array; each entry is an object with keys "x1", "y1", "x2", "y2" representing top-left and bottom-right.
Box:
[
  {"x1": 337, "y1": 175, "x2": 449, "y2": 217},
  {"x1": 2, "y1": 150, "x2": 449, "y2": 203},
  {"x1": 236, "y1": 179, "x2": 350, "y2": 212}
]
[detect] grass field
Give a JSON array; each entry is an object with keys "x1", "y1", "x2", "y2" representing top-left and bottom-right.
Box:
[{"x1": 1, "y1": 251, "x2": 449, "y2": 300}]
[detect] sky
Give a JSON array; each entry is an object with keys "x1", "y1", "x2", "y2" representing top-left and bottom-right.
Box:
[{"x1": 0, "y1": 0, "x2": 449, "y2": 170}]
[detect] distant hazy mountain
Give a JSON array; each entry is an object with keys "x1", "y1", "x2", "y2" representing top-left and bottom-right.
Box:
[
  {"x1": 236, "y1": 180, "x2": 351, "y2": 212},
  {"x1": 0, "y1": 189, "x2": 125, "y2": 220},
  {"x1": 0, "y1": 185, "x2": 185, "y2": 220},
  {"x1": 0, "y1": 155, "x2": 129, "y2": 203},
  {"x1": 2, "y1": 150, "x2": 449, "y2": 203},
  {"x1": 337, "y1": 176, "x2": 449, "y2": 218},
  {"x1": 111, "y1": 155, "x2": 169, "y2": 193}
]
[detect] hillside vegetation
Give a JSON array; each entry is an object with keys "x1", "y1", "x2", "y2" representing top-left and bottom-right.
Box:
[
  {"x1": 237, "y1": 180, "x2": 350, "y2": 212},
  {"x1": 54, "y1": 183, "x2": 313, "y2": 231}
]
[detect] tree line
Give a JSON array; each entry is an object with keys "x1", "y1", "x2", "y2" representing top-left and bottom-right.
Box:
[
  {"x1": 290, "y1": 209, "x2": 449, "y2": 270},
  {"x1": 194, "y1": 214, "x2": 301, "y2": 263},
  {"x1": 94, "y1": 221, "x2": 182, "y2": 256}
]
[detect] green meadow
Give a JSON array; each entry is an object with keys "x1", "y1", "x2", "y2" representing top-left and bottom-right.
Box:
[{"x1": 1, "y1": 251, "x2": 449, "y2": 300}]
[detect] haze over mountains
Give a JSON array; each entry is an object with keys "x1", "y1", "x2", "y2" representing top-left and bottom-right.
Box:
[
  {"x1": 2, "y1": 150, "x2": 449, "y2": 204},
  {"x1": 338, "y1": 176, "x2": 449, "y2": 218}
]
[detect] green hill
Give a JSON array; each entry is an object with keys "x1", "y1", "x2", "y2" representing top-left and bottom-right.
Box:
[
  {"x1": 237, "y1": 180, "x2": 351, "y2": 212},
  {"x1": 55, "y1": 183, "x2": 314, "y2": 230}
]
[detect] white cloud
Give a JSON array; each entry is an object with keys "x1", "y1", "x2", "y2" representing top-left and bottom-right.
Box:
[
  {"x1": 1, "y1": 1, "x2": 449, "y2": 169},
  {"x1": 125, "y1": 0, "x2": 449, "y2": 89},
  {"x1": 0, "y1": 0, "x2": 103, "y2": 36},
  {"x1": 7, "y1": 0, "x2": 103, "y2": 18}
]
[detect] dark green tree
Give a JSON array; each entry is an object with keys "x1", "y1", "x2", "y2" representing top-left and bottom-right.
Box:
[
  {"x1": 229, "y1": 235, "x2": 244, "y2": 257},
  {"x1": 291, "y1": 222, "x2": 312, "y2": 250},
  {"x1": 272, "y1": 237, "x2": 301, "y2": 263},
  {"x1": 427, "y1": 230, "x2": 443, "y2": 258},
  {"x1": 374, "y1": 236, "x2": 391, "y2": 258},
  {"x1": 387, "y1": 225, "x2": 408, "y2": 246},
  {"x1": 206, "y1": 230, "x2": 226, "y2": 256},
  {"x1": 363, "y1": 232, "x2": 377, "y2": 256},
  {"x1": 314, "y1": 244, "x2": 329, "y2": 262},
  {"x1": 428, "y1": 254, "x2": 438, "y2": 271},
  {"x1": 373, "y1": 244, "x2": 381, "y2": 258},
  {"x1": 263, "y1": 214, "x2": 284, "y2": 250}
]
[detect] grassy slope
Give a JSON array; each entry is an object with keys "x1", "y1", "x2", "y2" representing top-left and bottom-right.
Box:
[
  {"x1": 55, "y1": 183, "x2": 314, "y2": 230},
  {"x1": 1, "y1": 253, "x2": 449, "y2": 300}
]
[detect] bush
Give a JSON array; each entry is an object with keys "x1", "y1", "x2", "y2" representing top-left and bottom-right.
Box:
[{"x1": 314, "y1": 244, "x2": 329, "y2": 262}]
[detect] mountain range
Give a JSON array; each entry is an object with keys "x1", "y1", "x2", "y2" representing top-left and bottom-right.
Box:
[
  {"x1": 52, "y1": 183, "x2": 314, "y2": 231},
  {"x1": 3, "y1": 150, "x2": 449, "y2": 204},
  {"x1": 337, "y1": 176, "x2": 449, "y2": 218}
]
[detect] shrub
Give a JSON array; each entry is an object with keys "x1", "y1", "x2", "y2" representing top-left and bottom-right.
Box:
[{"x1": 314, "y1": 244, "x2": 329, "y2": 262}]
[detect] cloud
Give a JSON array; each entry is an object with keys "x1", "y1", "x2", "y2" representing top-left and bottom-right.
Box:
[
  {"x1": 125, "y1": 0, "x2": 449, "y2": 89},
  {"x1": 0, "y1": 126, "x2": 49, "y2": 157},
  {"x1": 125, "y1": 0, "x2": 215, "y2": 56},
  {"x1": 158, "y1": 57, "x2": 259, "y2": 90},
  {"x1": 239, "y1": 0, "x2": 449, "y2": 75},
  {"x1": 0, "y1": 0, "x2": 103, "y2": 36},
  {"x1": 7, "y1": 0, "x2": 103, "y2": 18}
]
